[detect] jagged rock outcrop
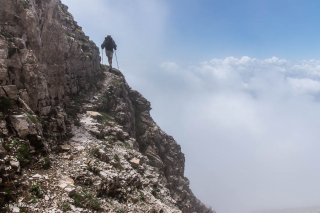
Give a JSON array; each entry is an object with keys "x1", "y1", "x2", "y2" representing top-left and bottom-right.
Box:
[
  {"x1": 92, "y1": 70, "x2": 213, "y2": 213},
  {"x1": 0, "y1": 0, "x2": 214, "y2": 212},
  {"x1": 0, "y1": 0, "x2": 102, "y2": 138}
]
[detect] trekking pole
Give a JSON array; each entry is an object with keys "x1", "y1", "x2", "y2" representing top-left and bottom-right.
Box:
[
  {"x1": 115, "y1": 50, "x2": 119, "y2": 70},
  {"x1": 101, "y1": 48, "x2": 103, "y2": 64}
]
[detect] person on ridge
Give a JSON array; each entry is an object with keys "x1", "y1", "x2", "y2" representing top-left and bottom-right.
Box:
[{"x1": 101, "y1": 35, "x2": 117, "y2": 70}]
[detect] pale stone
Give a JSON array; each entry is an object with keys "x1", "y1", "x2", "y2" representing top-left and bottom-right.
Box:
[
  {"x1": 10, "y1": 160, "x2": 20, "y2": 168},
  {"x1": 10, "y1": 114, "x2": 37, "y2": 137},
  {"x1": 12, "y1": 206, "x2": 20, "y2": 213},
  {"x1": 60, "y1": 144, "x2": 71, "y2": 151},
  {"x1": 58, "y1": 176, "x2": 74, "y2": 189},
  {"x1": 2, "y1": 85, "x2": 18, "y2": 99},
  {"x1": 86, "y1": 111, "x2": 102, "y2": 118},
  {"x1": 32, "y1": 174, "x2": 43, "y2": 179},
  {"x1": 130, "y1": 157, "x2": 140, "y2": 167}
]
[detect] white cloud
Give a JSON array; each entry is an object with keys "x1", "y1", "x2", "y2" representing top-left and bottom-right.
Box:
[
  {"x1": 288, "y1": 78, "x2": 320, "y2": 95},
  {"x1": 148, "y1": 57, "x2": 320, "y2": 213}
]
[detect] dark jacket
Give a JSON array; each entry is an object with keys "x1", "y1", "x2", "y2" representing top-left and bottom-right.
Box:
[{"x1": 101, "y1": 36, "x2": 117, "y2": 51}]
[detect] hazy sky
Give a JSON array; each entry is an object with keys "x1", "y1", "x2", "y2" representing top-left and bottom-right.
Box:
[{"x1": 61, "y1": 0, "x2": 320, "y2": 212}]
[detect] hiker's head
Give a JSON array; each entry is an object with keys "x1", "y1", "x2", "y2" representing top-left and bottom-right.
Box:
[{"x1": 106, "y1": 35, "x2": 111, "y2": 39}]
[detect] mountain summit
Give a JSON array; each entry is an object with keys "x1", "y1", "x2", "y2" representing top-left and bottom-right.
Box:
[{"x1": 0, "y1": 0, "x2": 213, "y2": 212}]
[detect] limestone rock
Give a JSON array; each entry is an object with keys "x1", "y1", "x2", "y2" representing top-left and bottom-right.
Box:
[
  {"x1": 2, "y1": 85, "x2": 18, "y2": 99},
  {"x1": 60, "y1": 144, "x2": 72, "y2": 152},
  {"x1": 9, "y1": 160, "x2": 20, "y2": 169},
  {"x1": 86, "y1": 111, "x2": 102, "y2": 118},
  {"x1": 9, "y1": 114, "x2": 37, "y2": 137},
  {"x1": 129, "y1": 157, "x2": 140, "y2": 167}
]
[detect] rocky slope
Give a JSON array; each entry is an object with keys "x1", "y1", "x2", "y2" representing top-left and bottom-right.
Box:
[{"x1": 0, "y1": 0, "x2": 214, "y2": 212}]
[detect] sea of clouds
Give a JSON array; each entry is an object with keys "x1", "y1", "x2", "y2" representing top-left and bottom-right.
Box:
[{"x1": 149, "y1": 57, "x2": 320, "y2": 213}]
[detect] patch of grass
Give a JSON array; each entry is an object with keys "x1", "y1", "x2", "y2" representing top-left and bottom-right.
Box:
[
  {"x1": 139, "y1": 191, "x2": 145, "y2": 202},
  {"x1": 151, "y1": 185, "x2": 160, "y2": 199},
  {"x1": 2, "y1": 139, "x2": 32, "y2": 167},
  {"x1": 112, "y1": 154, "x2": 123, "y2": 170},
  {"x1": 30, "y1": 182, "x2": 43, "y2": 198},
  {"x1": 61, "y1": 202, "x2": 72, "y2": 212},
  {"x1": 69, "y1": 191, "x2": 101, "y2": 211},
  {"x1": 16, "y1": 142, "x2": 31, "y2": 166},
  {"x1": 87, "y1": 160, "x2": 100, "y2": 175},
  {"x1": 114, "y1": 154, "x2": 120, "y2": 162},
  {"x1": 3, "y1": 138, "x2": 18, "y2": 151},
  {"x1": 96, "y1": 112, "x2": 114, "y2": 124},
  {"x1": 26, "y1": 113, "x2": 39, "y2": 124},
  {"x1": 116, "y1": 208, "x2": 125, "y2": 213},
  {"x1": 41, "y1": 156, "x2": 51, "y2": 169},
  {"x1": 21, "y1": 0, "x2": 30, "y2": 9},
  {"x1": 89, "y1": 147, "x2": 100, "y2": 158}
]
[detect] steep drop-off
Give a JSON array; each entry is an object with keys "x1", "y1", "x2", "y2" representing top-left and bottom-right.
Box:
[{"x1": 0, "y1": 0, "x2": 214, "y2": 212}]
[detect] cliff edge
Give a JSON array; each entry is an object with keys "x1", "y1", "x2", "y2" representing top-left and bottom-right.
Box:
[{"x1": 0, "y1": 0, "x2": 214, "y2": 212}]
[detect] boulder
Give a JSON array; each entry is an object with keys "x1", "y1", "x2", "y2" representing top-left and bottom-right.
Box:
[
  {"x1": 10, "y1": 114, "x2": 38, "y2": 137},
  {"x1": 129, "y1": 157, "x2": 140, "y2": 168},
  {"x1": 86, "y1": 111, "x2": 102, "y2": 118}
]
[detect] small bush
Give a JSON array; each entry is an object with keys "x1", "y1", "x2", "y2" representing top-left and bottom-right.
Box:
[
  {"x1": 89, "y1": 147, "x2": 100, "y2": 158},
  {"x1": 61, "y1": 202, "x2": 72, "y2": 212},
  {"x1": 96, "y1": 112, "x2": 114, "y2": 124},
  {"x1": 69, "y1": 191, "x2": 101, "y2": 211},
  {"x1": 139, "y1": 191, "x2": 145, "y2": 201},
  {"x1": 116, "y1": 208, "x2": 125, "y2": 213},
  {"x1": 41, "y1": 156, "x2": 51, "y2": 169},
  {"x1": 16, "y1": 142, "x2": 31, "y2": 166},
  {"x1": 30, "y1": 182, "x2": 43, "y2": 198},
  {"x1": 87, "y1": 162, "x2": 100, "y2": 175},
  {"x1": 26, "y1": 113, "x2": 39, "y2": 124}
]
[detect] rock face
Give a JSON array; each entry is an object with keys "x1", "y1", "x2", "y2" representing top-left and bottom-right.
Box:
[
  {"x1": 0, "y1": 0, "x2": 214, "y2": 212},
  {"x1": 93, "y1": 71, "x2": 213, "y2": 213},
  {"x1": 0, "y1": 0, "x2": 102, "y2": 137}
]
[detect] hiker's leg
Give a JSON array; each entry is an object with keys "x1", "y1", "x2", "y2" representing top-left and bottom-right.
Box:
[
  {"x1": 109, "y1": 57, "x2": 112, "y2": 68},
  {"x1": 106, "y1": 50, "x2": 113, "y2": 69}
]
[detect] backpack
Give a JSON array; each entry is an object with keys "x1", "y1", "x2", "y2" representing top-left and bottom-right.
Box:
[{"x1": 104, "y1": 37, "x2": 115, "y2": 50}]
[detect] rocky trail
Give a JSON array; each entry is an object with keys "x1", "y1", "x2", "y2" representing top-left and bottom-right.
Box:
[{"x1": 7, "y1": 70, "x2": 182, "y2": 213}]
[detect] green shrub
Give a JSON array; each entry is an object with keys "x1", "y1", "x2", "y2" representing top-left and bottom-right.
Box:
[
  {"x1": 116, "y1": 208, "x2": 125, "y2": 213},
  {"x1": 30, "y1": 182, "x2": 43, "y2": 198},
  {"x1": 69, "y1": 191, "x2": 101, "y2": 211},
  {"x1": 26, "y1": 113, "x2": 39, "y2": 124},
  {"x1": 41, "y1": 156, "x2": 51, "y2": 169},
  {"x1": 61, "y1": 202, "x2": 72, "y2": 212},
  {"x1": 16, "y1": 142, "x2": 31, "y2": 166},
  {"x1": 96, "y1": 112, "x2": 114, "y2": 124}
]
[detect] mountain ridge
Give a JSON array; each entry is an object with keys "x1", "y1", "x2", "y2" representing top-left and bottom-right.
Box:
[{"x1": 0, "y1": 0, "x2": 213, "y2": 212}]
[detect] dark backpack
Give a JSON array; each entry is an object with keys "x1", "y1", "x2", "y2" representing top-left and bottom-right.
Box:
[{"x1": 104, "y1": 37, "x2": 115, "y2": 50}]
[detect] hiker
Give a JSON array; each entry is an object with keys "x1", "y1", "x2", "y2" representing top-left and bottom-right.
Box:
[{"x1": 101, "y1": 35, "x2": 117, "y2": 70}]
